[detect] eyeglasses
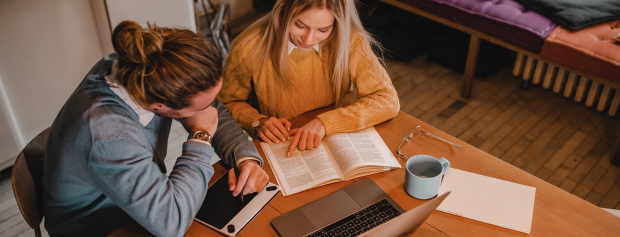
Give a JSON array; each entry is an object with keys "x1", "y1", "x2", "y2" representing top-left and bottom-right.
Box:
[{"x1": 396, "y1": 126, "x2": 461, "y2": 159}]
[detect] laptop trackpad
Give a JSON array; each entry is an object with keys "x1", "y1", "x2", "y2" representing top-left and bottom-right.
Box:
[{"x1": 300, "y1": 190, "x2": 362, "y2": 228}]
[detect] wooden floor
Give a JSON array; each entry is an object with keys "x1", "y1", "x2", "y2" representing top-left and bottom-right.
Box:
[{"x1": 1, "y1": 54, "x2": 619, "y2": 236}]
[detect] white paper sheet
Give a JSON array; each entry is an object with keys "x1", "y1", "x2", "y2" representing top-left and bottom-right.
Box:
[{"x1": 437, "y1": 168, "x2": 536, "y2": 234}]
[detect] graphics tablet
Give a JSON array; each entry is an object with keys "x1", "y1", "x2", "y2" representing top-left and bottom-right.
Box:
[{"x1": 194, "y1": 171, "x2": 280, "y2": 236}]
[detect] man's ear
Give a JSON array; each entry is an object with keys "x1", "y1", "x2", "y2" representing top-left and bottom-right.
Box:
[{"x1": 147, "y1": 103, "x2": 168, "y2": 112}]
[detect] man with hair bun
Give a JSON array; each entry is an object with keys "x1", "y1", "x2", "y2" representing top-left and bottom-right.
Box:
[{"x1": 42, "y1": 21, "x2": 268, "y2": 237}]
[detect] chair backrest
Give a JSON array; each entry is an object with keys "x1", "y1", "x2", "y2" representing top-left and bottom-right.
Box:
[{"x1": 12, "y1": 127, "x2": 50, "y2": 236}]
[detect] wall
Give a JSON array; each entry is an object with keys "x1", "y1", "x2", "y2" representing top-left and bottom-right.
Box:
[
  {"x1": 92, "y1": 0, "x2": 198, "y2": 58},
  {"x1": 105, "y1": 0, "x2": 197, "y2": 31},
  {"x1": 209, "y1": 0, "x2": 254, "y2": 21},
  {"x1": 0, "y1": 0, "x2": 104, "y2": 169}
]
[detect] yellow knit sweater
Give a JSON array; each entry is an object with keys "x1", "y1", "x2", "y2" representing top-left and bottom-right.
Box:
[{"x1": 217, "y1": 33, "x2": 400, "y2": 136}]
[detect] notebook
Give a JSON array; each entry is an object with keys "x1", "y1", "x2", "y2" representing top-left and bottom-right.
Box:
[{"x1": 437, "y1": 168, "x2": 536, "y2": 234}]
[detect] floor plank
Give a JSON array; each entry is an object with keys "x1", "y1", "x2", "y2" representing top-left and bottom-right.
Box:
[
  {"x1": 1, "y1": 220, "x2": 30, "y2": 237},
  {"x1": 593, "y1": 165, "x2": 620, "y2": 196},
  {"x1": 436, "y1": 77, "x2": 503, "y2": 132},
  {"x1": 559, "y1": 179, "x2": 578, "y2": 193},
  {"x1": 521, "y1": 107, "x2": 591, "y2": 174},
  {"x1": 511, "y1": 122, "x2": 564, "y2": 171},
  {"x1": 495, "y1": 95, "x2": 561, "y2": 151},
  {"x1": 586, "y1": 191, "x2": 605, "y2": 206},
  {"x1": 447, "y1": 77, "x2": 520, "y2": 137},
  {"x1": 572, "y1": 164, "x2": 609, "y2": 199},
  {"x1": 543, "y1": 130, "x2": 588, "y2": 171},
  {"x1": 599, "y1": 179, "x2": 620, "y2": 208},
  {"x1": 477, "y1": 94, "x2": 543, "y2": 152},
  {"x1": 0, "y1": 212, "x2": 26, "y2": 236},
  {"x1": 546, "y1": 167, "x2": 572, "y2": 186},
  {"x1": 568, "y1": 140, "x2": 610, "y2": 184}
]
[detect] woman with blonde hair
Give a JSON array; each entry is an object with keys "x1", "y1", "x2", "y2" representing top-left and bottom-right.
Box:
[{"x1": 219, "y1": 0, "x2": 400, "y2": 157}]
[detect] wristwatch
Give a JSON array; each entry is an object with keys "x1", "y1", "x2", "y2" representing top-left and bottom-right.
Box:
[{"x1": 191, "y1": 130, "x2": 213, "y2": 144}]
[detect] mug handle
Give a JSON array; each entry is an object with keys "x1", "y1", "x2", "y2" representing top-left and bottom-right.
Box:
[{"x1": 439, "y1": 158, "x2": 450, "y2": 175}]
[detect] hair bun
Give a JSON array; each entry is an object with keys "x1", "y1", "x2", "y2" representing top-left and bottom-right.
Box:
[{"x1": 112, "y1": 20, "x2": 164, "y2": 65}]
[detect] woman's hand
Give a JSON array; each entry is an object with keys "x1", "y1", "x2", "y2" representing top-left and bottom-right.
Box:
[
  {"x1": 286, "y1": 118, "x2": 326, "y2": 157},
  {"x1": 256, "y1": 117, "x2": 292, "y2": 144},
  {"x1": 228, "y1": 160, "x2": 269, "y2": 196}
]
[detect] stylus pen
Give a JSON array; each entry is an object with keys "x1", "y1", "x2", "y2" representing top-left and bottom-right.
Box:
[{"x1": 233, "y1": 152, "x2": 244, "y2": 202}]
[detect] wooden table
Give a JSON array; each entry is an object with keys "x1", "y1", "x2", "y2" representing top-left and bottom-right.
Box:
[{"x1": 111, "y1": 110, "x2": 620, "y2": 236}]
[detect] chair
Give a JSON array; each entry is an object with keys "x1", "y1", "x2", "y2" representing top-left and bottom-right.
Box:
[
  {"x1": 12, "y1": 127, "x2": 50, "y2": 237},
  {"x1": 210, "y1": 2, "x2": 231, "y2": 60},
  {"x1": 195, "y1": 0, "x2": 231, "y2": 60}
]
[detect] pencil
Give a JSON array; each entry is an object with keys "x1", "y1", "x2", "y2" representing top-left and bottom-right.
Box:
[{"x1": 233, "y1": 152, "x2": 244, "y2": 202}]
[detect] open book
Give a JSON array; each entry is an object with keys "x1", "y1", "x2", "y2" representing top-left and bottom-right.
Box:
[{"x1": 261, "y1": 127, "x2": 401, "y2": 196}]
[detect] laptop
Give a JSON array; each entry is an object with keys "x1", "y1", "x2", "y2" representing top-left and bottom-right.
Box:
[{"x1": 271, "y1": 178, "x2": 450, "y2": 237}]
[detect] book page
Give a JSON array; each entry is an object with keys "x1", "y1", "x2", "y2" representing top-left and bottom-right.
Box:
[
  {"x1": 261, "y1": 142, "x2": 343, "y2": 196},
  {"x1": 325, "y1": 127, "x2": 401, "y2": 177}
]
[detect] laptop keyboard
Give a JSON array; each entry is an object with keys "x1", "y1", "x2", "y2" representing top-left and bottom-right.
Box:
[{"x1": 305, "y1": 199, "x2": 401, "y2": 237}]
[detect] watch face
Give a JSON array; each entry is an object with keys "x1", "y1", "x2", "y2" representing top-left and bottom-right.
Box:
[{"x1": 193, "y1": 130, "x2": 212, "y2": 143}]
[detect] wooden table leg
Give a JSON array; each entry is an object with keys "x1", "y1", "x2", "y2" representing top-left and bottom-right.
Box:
[{"x1": 461, "y1": 34, "x2": 481, "y2": 99}]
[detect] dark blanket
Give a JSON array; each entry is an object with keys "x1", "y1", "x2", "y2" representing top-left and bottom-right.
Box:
[{"x1": 516, "y1": 0, "x2": 620, "y2": 30}]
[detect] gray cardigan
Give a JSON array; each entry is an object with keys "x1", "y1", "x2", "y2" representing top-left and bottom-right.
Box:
[{"x1": 42, "y1": 53, "x2": 261, "y2": 237}]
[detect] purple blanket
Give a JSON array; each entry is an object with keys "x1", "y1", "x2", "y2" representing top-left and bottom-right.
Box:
[{"x1": 397, "y1": 0, "x2": 557, "y2": 53}]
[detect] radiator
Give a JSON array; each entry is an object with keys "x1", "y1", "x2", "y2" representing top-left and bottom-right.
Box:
[{"x1": 512, "y1": 53, "x2": 620, "y2": 116}]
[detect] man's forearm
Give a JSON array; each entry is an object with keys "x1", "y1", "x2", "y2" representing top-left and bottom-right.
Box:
[{"x1": 211, "y1": 99, "x2": 263, "y2": 167}]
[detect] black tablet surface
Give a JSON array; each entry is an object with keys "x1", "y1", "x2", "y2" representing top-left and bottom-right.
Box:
[{"x1": 194, "y1": 171, "x2": 280, "y2": 236}]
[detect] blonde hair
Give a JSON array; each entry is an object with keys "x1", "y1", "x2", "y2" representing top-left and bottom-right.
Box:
[
  {"x1": 230, "y1": 0, "x2": 382, "y2": 107},
  {"x1": 112, "y1": 20, "x2": 222, "y2": 109}
]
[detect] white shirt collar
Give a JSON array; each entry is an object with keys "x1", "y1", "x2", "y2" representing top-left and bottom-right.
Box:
[
  {"x1": 288, "y1": 40, "x2": 321, "y2": 55},
  {"x1": 104, "y1": 61, "x2": 155, "y2": 126}
]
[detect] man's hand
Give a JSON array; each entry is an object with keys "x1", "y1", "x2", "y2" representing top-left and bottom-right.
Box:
[
  {"x1": 228, "y1": 160, "x2": 269, "y2": 196},
  {"x1": 257, "y1": 117, "x2": 291, "y2": 144},
  {"x1": 286, "y1": 118, "x2": 326, "y2": 157},
  {"x1": 180, "y1": 106, "x2": 218, "y2": 135}
]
